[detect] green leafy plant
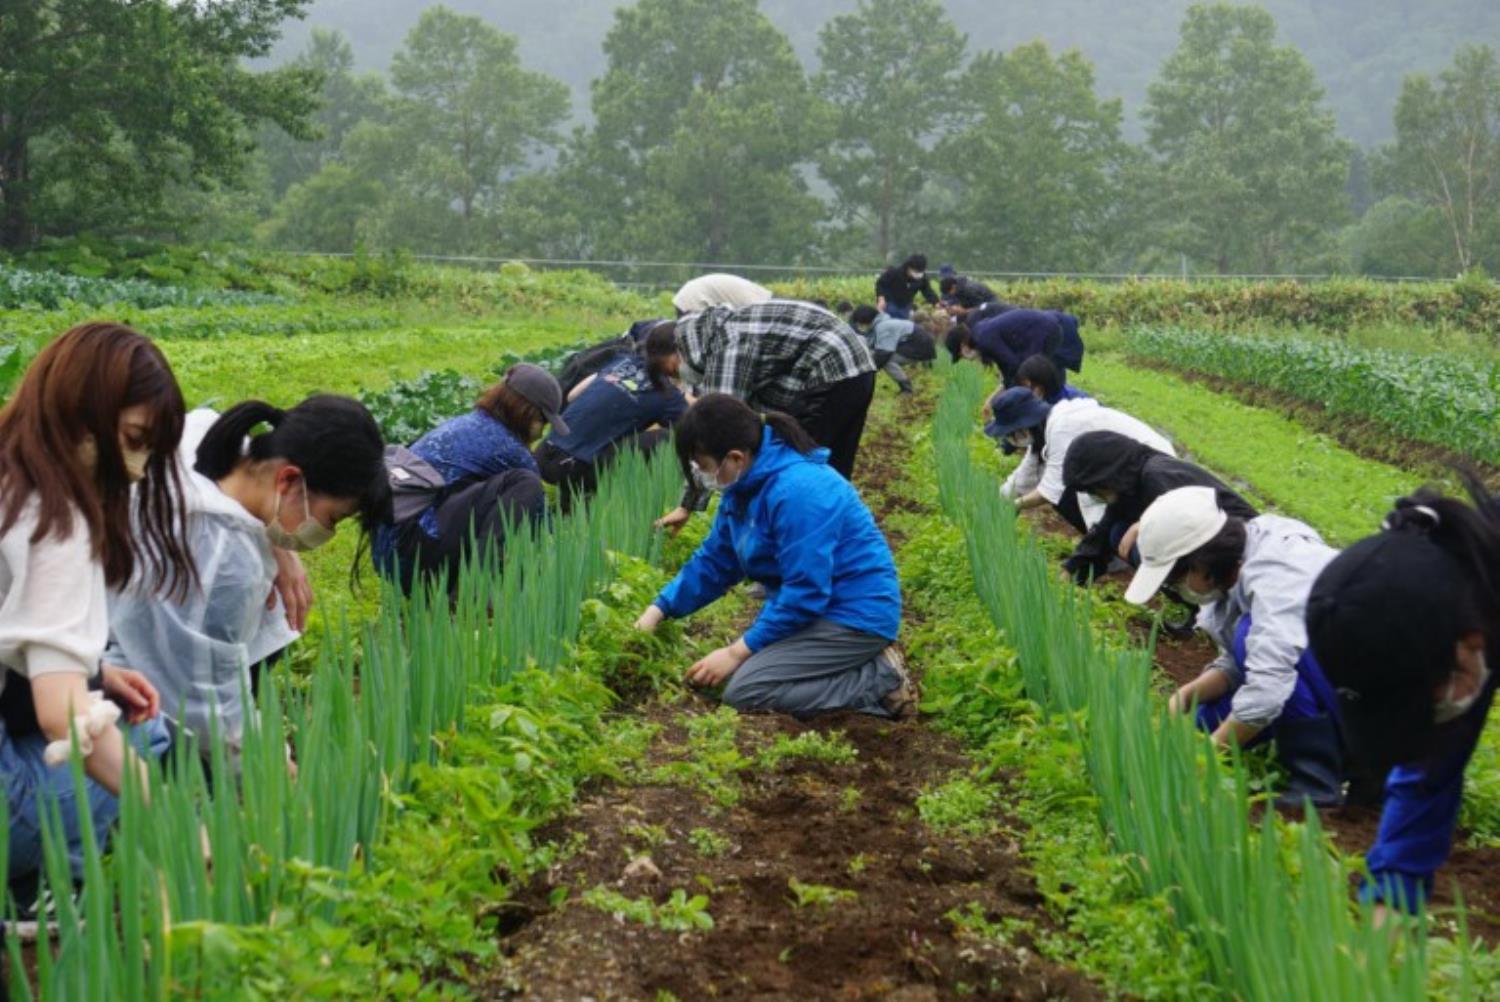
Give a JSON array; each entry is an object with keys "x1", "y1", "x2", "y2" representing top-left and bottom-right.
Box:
[
  {"x1": 917, "y1": 776, "x2": 999, "y2": 836},
  {"x1": 689, "y1": 828, "x2": 732, "y2": 858},
  {"x1": 787, "y1": 878, "x2": 858, "y2": 909},
  {"x1": 755, "y1": 730, "x2": 858, "y2": 769}
]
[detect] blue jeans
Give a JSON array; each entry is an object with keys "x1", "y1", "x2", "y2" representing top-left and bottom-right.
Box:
[
  {"x1": 885, "y1": 303, "x2": 912, "y2": 320},
  {"x1": 2, "y1": 714, "x2": 170, "y2": 883}
]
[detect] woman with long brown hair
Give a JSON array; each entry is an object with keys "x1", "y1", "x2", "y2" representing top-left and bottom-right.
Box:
[{"x1": 0, "y1": 322, "x2": 193, "y2": 891}]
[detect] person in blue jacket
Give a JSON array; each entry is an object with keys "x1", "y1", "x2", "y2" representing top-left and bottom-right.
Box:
[
  {"x1": 535, "y1": 323, "x2": 688, "y2": 511},
  {"x1": 1306, "y1": 480, "x2": 1498, "y2": 917},
  {"x1": 953, "y1": 308, "x2": 1085, "y2": 387},
  {"x1": 634, "y1": 394, "x2": 917, "y2": 720},
  {"x1": 372, "y1": 364, "x2": 564, "y2": 594}
]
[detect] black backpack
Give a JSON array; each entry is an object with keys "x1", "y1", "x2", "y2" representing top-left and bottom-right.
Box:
[{"x1": 557, "y1": 335, "x2": 635, "y2": 398}]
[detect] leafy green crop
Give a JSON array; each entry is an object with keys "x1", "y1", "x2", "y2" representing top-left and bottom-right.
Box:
[
  {"x1": 1123, "y1": 326, "x2": 1500, "y2": 465},
  {"x1": 0, "y1": 265, "x2": 283, "y2": 310}
]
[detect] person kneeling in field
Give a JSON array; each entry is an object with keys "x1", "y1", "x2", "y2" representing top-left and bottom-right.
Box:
[
  {"x1": 990, "y1": 386, "x2": 1174, "y2": 533},
  {"x1": 107, "y1": 396, "x2": 390, "y2": 774},
  {"x1": 1306, "y1": 480, "x2": 1498, "y2": 916},
  {"x1": 373, "y1": 364, "x2": 564, "y2": 595},
  {"x1": 535, "y1": 323, "x2": 689, "y2": 512},
  {"x1": 1060, "y1": 430, "x2": 1256, "y2": 585},
  {"x1": 634, "y1": 394, "x2": 917, "y2": 720},
  {"x1": 1127, "y1": 486, "x2": 1345, "y2": 806}
]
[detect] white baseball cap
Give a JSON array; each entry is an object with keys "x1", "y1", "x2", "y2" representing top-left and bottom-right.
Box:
[{"x1": 1123, "y1": 486, "x2": 1229, "y2": 605}]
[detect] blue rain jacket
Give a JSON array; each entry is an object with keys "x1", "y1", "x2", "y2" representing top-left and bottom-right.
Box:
[
  {"x1": 1361, "y1": 672, "x2": 1498, "y2": 911},
  {"x1": 654, "y1": 426, "x2": 900, "y2": 651}
]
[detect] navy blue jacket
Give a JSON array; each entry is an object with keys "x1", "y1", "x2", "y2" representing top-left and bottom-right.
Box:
[
  {"x1": 874, "y1": 267, "x2": 938, "y2": 310},
  {"x1": 654, "y1": 427, "x2": 901, "y2": 651}
]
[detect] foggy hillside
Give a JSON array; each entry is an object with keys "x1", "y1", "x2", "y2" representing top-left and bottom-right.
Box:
[{"x1": 270, "y1": 0, "x2": 1500, "y2": 145}]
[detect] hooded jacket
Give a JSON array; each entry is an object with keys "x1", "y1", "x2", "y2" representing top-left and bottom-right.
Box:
[
  {"x1": 654, "y1": 426, "x2": 900, "y2": 652},
  {"x1": 1062, "y1": 431, "x2": 1259, "y2": 578},
  {"x1": 105, "y1": 409, "x2": 298, "y2": 756}
]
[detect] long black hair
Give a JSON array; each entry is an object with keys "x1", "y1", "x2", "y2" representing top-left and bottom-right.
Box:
[
  {"x1": 640, "y1": 321, "x2": 679, "y2": 393},
  {"x1": 1016, "y1": 355, "x2": 1064, "y2": 400},
  {"x1": 673, "y1": 393, "x2": 814, "y2": 481},
  {"x1": 196, "y1": 395, "x2": 393, "y2": 534}
]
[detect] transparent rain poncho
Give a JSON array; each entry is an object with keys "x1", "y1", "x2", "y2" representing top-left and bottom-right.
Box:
[{"x1": 104, "y1": 410, "x2": 297, "y2": 761}]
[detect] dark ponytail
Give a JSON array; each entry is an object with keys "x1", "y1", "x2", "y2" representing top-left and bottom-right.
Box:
[
  {"x1": 674, "y1": 393, "x2": 815, "y2": 481},
  {"x1": 1385, "y1": 474, "x2": 1500, "y2": 630},
  {"x1": 196, "y1": 395, "x2": 393, "y2": 533},
  {"x1": 640, "y1": 321, "x2": 679, "y2": 393}
]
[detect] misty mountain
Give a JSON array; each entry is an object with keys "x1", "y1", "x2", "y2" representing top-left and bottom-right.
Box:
[{"x1": 269, "y1": 0, "x2": 1499, "y2": 146}]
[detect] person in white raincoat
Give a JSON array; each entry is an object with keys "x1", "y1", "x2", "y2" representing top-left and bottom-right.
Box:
[{"x1": 105, "y1": 396, "x2": 389, "y2": 768}]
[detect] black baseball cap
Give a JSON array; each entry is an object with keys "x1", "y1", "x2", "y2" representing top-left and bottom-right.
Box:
[{"x1": 1306, "y1": 531, "x2": 1472, "y2": 768}]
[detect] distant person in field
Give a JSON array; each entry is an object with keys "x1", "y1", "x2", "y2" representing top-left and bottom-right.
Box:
[
  {"x1": 557, "y1": 317, "x2": 670, "y2": 399},
  {"x1": 847, "y1": 304, "x2": 937, "y2": 395},
  {"x1": 988, "y1": 387, "x2": 1174, "y2": 533},
  {"x1": 108, "y1": 396, "x2": 390, "y2": 773},
  {"x1": 655, "y1": 300, "x2": 877, "y2": 533},
  {"x1": 1307, "y1": 480, "x2": 1498, "y2": 914},
  {"x1": 1060, "y1": 430, "x2": 1257, "y2": 585},
  {"x1": 635, "y1": 394, "x2": 916, "y2": 720},
  {"x1": 1128, "y1": 486, "x2": 1345, "y2": 807},
  {"x1": 672, "y1": 273, "x2": 773, "y2": 316},
  {"x1": 535, "y1": 323, "x2": 689, "y2": 512},
  {"x1": 1015, "y1": 355, "x2": 1090, "y2": 406},
  {"x1": 874, "y1": 253, "x2": 938, "y2": 320},
  {"x1": 953, "y1": 308, "x2": 1085, "y2": 387},
  {"x1": 938, "y1": 273, "x2": 999, "y2": 315},
  {"x1": 373, "y1": 364, "x2": 565, "y2": 595},
  {"x1": 0, "y1": 324, "x2": 193, "y2": 894}
]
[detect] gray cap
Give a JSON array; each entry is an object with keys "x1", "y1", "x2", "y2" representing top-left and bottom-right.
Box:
[{"x1": 505, "y1": 363, "x2": 570, "y2": 436}]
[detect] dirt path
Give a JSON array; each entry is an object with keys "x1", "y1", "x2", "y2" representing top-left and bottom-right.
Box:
[{"x1": 485, "y1": 390, "x2": 1102, "y2": 1000}]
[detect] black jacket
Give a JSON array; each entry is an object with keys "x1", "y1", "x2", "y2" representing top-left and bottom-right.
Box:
[
  {"x1": 875, "y1": 267, "x2": 938, "y2": 309},
  {"x1": 1061, "y1": 431, "x2": 1259, "y2": 582},
  {"x1": 947, "y1": 277, "x2": 998, "y2": 309}
]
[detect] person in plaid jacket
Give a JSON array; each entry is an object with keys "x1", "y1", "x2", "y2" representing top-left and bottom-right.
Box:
[{"x1": 656, "y1": 300, "x2": 877, "y2": 532}]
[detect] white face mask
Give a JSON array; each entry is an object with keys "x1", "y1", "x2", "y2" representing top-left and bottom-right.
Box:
[
  {"x1": 691, "y1": 459, "x2": 737, "y2": 494},
  {"x1": 909, "y1": 270, "x2": 924, "y2": 281},
  {"x1": 1434, "y1": 652, "x2": 1490, "y2": 724},
  {"x1": 1178, "y1": 583, "x2": 1224, "y2": 606},
  {"x1": 122, "y1": 448, "x2": 150, "y2": 483},
  {"x1": 266, "y1": 483, "x2": 335, "y2": 552}
]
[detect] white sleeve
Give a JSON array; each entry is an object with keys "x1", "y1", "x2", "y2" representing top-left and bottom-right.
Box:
[
  {"x1": 1000, "y1": 448, "x2": 1042, "y2": 500},
  {"x1": 0, "y1": 510, "x2": 106, "y2": 680}
]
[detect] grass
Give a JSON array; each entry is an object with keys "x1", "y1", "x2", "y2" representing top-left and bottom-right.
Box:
[{"x1": 1076, "y1": 353, "x2": 1424, "y2": 545}]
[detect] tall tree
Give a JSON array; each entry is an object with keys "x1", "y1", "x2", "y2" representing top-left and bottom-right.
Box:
[
  {"x1": 259, "y1": 29, "x2": 389, "y2": 198},
  {"x1": 1143, "y1": 4, "x2": 1352, "y2": 274},
  {"x1": 384, "y1": 6, "x2": 569, "y2": 241},
  {"x1": 567, "y1": 0, "x2": 826, "y2": 264},
  {"x1": 0, "y1": 0, "x2": 319, "y2": 248},
  {"x1": 813, "y1": 0, "x2": 967, "y2": 262},
  {"x1": 940, "y1": 42, "x2": 1135, "y2": 272},
  {"x1": 1378, "y1": 45, "x2": 1500, "y2": 274}
]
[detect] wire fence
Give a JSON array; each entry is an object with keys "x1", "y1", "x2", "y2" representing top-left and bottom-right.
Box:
[{"x1": 283, "y1": 250, "x2": 1444, "y2": 291}]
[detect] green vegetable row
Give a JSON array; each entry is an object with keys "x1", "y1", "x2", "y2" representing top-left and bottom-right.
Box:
[
  {"x1": 932, "y1": 359, "x2": 1455, "y2": 1000},
  {"x1": 1120, "y1": 326, "x2": 1500, "y2": 466},
  {"x1": 8, "y1": 445, "x2": 683, "y2": 999},
  {"x1": 0, "y1": 265, "x2": 284, "y2": 310}
]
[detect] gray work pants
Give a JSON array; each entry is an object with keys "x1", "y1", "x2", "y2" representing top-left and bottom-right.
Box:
[{"x1": 721, "y1": 618, "x2": 901, "y2": 719}]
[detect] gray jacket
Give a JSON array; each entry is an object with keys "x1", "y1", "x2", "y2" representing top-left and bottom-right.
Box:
[{"x1": 1195, "y1": 515, "x2": 1337, "y2": 728}]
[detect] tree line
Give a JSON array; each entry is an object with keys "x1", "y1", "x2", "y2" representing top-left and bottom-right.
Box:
[{"x1": 2, "y1": 0, "x2": 1497, "y2": 278}]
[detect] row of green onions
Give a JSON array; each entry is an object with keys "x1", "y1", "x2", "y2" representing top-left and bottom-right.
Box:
[
  {"x1": 931, "y1": 358, "x2": 1471, "y2": 1000},
  {"x1": 4, "y1": 443, "x2": 684, "y2": 999}
]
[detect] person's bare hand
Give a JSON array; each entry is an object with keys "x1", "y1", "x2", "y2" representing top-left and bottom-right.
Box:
[
  {"x1": 270, "y1": 548, "x2": 313, "y2": 632},
  {"x1": 635, "y1": 605, "x2": 666, "y2": 633},
  {"x1": 685, "y1": 646, "x2": 744, "y2": 688},
  {"x1": 100, "y1": 664, "x2": 159, "y2": 724},
  {"x1": 655, "y1": 507, "x2": 691, "y2": 534}
]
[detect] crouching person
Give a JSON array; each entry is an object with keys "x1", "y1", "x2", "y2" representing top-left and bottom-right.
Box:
[
  {"x1": 1126, "y1": 486, "x2": 1345, "y2": 806},
  {"x1": 634, "y1": 395, "x2": 917, "y2": 720}
]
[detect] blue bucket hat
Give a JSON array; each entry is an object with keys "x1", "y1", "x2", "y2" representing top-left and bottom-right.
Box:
[{"x1": 984, "y1": 386, "x2": 1051, "y2": 441}]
